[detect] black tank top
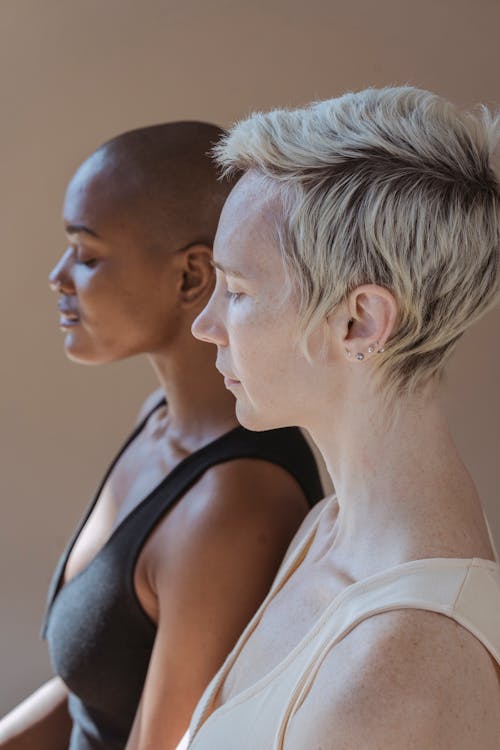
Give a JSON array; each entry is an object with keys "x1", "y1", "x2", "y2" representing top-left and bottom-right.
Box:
[{"x1": 42, "y1": 400, "x2": 323, "y2": 750}]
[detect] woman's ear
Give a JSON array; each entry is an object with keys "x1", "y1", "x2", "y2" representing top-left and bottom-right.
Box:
[
  {"x1": 342, "y1": 285, "x2": 398, "y2": 360},
  {"x1": 178, "y1": 245, "x2": 215, "y2": 306}
]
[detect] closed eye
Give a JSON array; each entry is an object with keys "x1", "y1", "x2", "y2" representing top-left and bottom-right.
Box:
[
  {"x1": 69, "y1": 244, "x2": 98, "y2": 269},
  {"x1": 79, "y1": 258, "x2": 98, "y2": 268},
  {"x1": 224, "y1": 289, "x2": 244, "y2": 301}
]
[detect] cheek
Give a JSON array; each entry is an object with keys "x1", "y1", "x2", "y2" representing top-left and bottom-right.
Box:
[
  {"x1": 73, "y1": 270, "x2": 130, "y2": 331},
  {"x1": 229, "y1": 302, "x2": 294, "y2": 373},
  {"x1": 72, "y1": 266, "x2": 105, "y2": 297},
  {"x1": 226, "y1": 301, "x2": 269, "y2": 350},
  {"x1": 223, "y1": 270, "x2": 299, "y2": 345},
  {"x1": 75, "y1": 265, "x2": 133, "y2": 306}
]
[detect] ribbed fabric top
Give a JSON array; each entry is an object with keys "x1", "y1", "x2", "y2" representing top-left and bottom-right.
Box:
[
  {"x1": 42, "y1": 400, "x2": 323, "y2": 750},
  {"x1": 188, "y1": 497, "x2": 500, "y2": 750}
]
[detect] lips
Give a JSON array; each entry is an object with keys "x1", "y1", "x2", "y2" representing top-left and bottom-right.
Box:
[
  {"x1": 224, "y1": 376, "x2": 240, "y2": 388},
  {"x1": 59, "y1": 311, "x2": 79, "y2": 321},
  {"x1": 58, "y1": 307, "x2": 80, "y2": 328},
  {"x1": 216, "y1": 363, "x2": 241, "y2": 388},
  {"x1": 219, "y1": 371, "x2": 241, "y2": 388},
  {"x1": 57, "y1": 298, "x2": 80, "y2": 323},
  {"x1": 59, "y1": 315, "x2": 80, "y2": 330},
  {"x1": 216, "y1": 363, "x2": 239, "y2": 381}
]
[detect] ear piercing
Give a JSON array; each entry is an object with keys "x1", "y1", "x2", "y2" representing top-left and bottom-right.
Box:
[{"x1": 345, "y1": 340, "x2": 385, "y2": 360}]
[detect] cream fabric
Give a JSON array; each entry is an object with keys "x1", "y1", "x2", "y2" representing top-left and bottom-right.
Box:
[{"x1": 188, "y1": 498, "x2": 500, "y2": 750}]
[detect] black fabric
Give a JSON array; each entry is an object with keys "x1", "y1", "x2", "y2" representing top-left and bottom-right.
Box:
[{"x1": 42, "y1": 400, "x2": 323, "y2": 749}]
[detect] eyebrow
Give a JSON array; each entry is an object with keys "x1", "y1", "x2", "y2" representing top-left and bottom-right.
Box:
[
  {"x1": 211, "y1": 260, "x2": 247, "y2": 279},
  {"x1": 65, "y1": 223, "x2": 101, "y2": 239}
]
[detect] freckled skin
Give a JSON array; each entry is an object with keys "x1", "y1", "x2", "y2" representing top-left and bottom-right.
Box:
[
  {"x1": 193, "y1": 173, "x2": 329, "y2": 432},
  {"x1": 192, "y1": 170, "x2": 500, "y2": 750}
]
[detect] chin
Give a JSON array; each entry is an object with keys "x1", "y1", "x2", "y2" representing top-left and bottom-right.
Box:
[
  {"x1": 235, "y1": 399, "x2": 288, "y2": 433},
  {"x1": 65, "y1": 347, "x2": 107, "y2": 366},
  {"x1": 63, "y1": 335, "x2": 118, "y2": 366}
]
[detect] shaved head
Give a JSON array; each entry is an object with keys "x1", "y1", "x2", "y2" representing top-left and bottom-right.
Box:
[{"x1": 69, "y1": 121, "x2": 237, "y2": 251}]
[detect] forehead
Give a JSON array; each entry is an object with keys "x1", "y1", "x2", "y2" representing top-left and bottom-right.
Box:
[
  {"x1": 63, "y1": 152, "x2": 140, "y2": 234},
  {"x1": 214, "y1": 172, "x2": 282, "y2": 273}
]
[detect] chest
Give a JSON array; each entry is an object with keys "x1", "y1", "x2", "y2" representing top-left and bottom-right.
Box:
[
  {"x1": 63, "y1": 423, "x2": 187, "y2": 587},
  {"x1": 218, "y1": 557, "x2": 349, "y2": 706}
]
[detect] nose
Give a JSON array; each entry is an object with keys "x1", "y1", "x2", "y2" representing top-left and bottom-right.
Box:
[
  {"x1": 191, "y1": 290, "x2": 228, "y2": 346},
  {"x1": 49, "y1": 248, "x2": 74, "y2": 294}
]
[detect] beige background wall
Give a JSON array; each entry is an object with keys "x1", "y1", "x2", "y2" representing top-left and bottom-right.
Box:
[{"x1": 0, "y1": 0, "x2": 498, "y2": 712}]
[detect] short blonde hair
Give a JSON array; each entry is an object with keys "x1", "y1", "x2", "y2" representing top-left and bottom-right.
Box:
[{"x1": 214, "y1": 87, "x2": 500, "y2": 397}]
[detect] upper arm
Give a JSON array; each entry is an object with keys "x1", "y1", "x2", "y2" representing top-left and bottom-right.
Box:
[
  {"x1": 126, "y1": 458, "x2": 311, "y2": 750},
  {"x1": 286, "y1": 609, "x2": 500, "y2": 750}
]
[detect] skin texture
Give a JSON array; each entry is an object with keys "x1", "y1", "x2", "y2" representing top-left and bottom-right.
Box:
[
  {"x1": 191, "y1": 170, "x2": 500, "y2": 749},
  {"x1": 0, "y1": 679, "x2": 71, "y2": 750},
  {"x1": 0, "y1": 130, "x2": 313, "y2": 750}
]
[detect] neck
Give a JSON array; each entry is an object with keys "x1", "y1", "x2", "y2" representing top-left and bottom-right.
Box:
[
  {"x1": 147, "y1": 327, "x2": 239, "y2": 448},
  {"x1": 308, "y1": 382, "x2": 493, "y2": 574}
]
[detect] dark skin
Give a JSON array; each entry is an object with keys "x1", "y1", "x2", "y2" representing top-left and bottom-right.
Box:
[{"x1": 0, "y1": 124, "x2": 312, "y2": 750}]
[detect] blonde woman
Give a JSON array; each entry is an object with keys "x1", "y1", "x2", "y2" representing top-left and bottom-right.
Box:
[{"x1": 190, "y1": 88, "x2": 500, "y2": 749}]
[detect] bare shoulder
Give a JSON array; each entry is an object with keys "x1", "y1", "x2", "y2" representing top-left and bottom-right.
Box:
[
  {"x1": 144, "y1": 456, "x2": 316, "y2": 609},
  {"x1": 287, "y1": 608, "x2": 500, "y2": 750},
  {"x1": 161, "y1": 456, "x2": 313, "y2": 566},
  {"x1": 135, "y1": 387, "x2": 165, "y2": 424},
  {"x1": 199, "y1": 454, "x2": 312, "y2": 517}
]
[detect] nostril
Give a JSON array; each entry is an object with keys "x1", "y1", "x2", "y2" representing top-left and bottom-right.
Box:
[{"x1": 49, "y1": 276, "x2": 61, "y2": 292}]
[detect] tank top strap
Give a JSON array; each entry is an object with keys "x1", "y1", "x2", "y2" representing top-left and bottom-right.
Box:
[
  {"x1": 323, "y1": 557, "x2": 500, "y2": 660},
  {"x1": 483, "y1": 512, "x2": 499, "y2": 562},
  {"x1": 277, "y1": 556, "x2": 500, "y2": 746},
  {"x1": 190, "y1": 495, "x2": 332, "y2": 739},
  {"x1": 205, "y1": 426, "x2": 324, "y2": 508},
  {"x1": 41, "y1": 397, "x2": 166, "y2": 633},
  {"x1": 114, "y1": 425, "x2": 323, "y2": 570}
]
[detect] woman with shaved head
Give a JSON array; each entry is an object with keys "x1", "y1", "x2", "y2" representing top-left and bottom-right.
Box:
[
  {"x1": 189, "y1": 89, "x2": 500, "y2": 749},
  {"x1": 0, "y1": 122, "x2": 323, "y2": 750}
]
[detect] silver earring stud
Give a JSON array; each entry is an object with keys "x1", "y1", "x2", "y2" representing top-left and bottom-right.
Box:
[
  {"x1": 355, "y1": 352, "x2": 364, "y2": 361},
  {"x1": 367, "y1": 345, "x2": 375, "y2": 354},
  {"x1": 378, "y1": 346, "x2": 385, "y2": 353}
]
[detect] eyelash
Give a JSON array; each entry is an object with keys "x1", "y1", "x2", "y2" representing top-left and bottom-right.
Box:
[
  {"x1": 224, "y1": 290, "x2": 243, "y2": 301},
  {"x1": 70, "y1": 244, "x2": 98, "y2": 269},
  {"x1": 79, "y1": 258, "x2": 98, "y2": 268}
]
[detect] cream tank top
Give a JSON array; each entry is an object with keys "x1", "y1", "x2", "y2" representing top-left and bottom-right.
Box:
[{"x1": 187, "y1": 497, "x2": 500, "y2": 750}]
